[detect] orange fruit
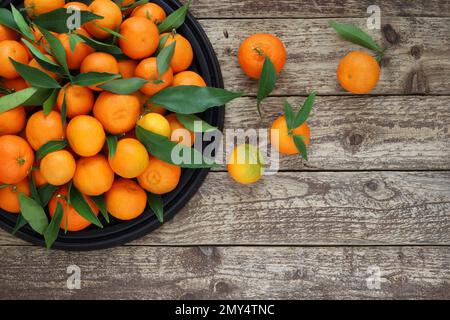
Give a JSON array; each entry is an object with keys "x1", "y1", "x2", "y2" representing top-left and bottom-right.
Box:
[
  {"x1": 56, "y1": 84, "x2": 95, "y2": 118},
  {"x1": 64, "y1": 1, "x2": 89, "y2": 11},
  {"x1": 173, "y1": 71, "x2": 207, "y2": 87},
  {"x1": 1, "y1": 77, "x2": 29, "y2": 92},
  {"x1": 138, "y1": 157, "x2": 181, "y2": 195},
  {"x1": 105, "y1": 179, "x2": 147, "y2": 221},
  {"x1": 80, "y1": 52, "x2": 120, "y2": 91},
  {"x1": 337, "y1": 51, "x2": 380, "y2": 94},
  {"x1": 84, "y1": 0, "x2": 123, "y2": 40},
  {"x1": 28, "y1": 54, "x2": 59, "y2": 80},
  {"x1": 73, "y1": 154, "x2": 114, "y2": 196},
  {"x1": 270, "y1": 115, "x2": 310, "y2": 155},
  {"x1": 118, "y1": 59, "x2": 138, "y2": 79},
  {"x1": 58, "y1": 28, "x2": 95, "y2": 70},
  {"x1": 0, "y1": 40, "x2": 29, "y2": 79},
  {"x1": 24, "y1": 0, "x2": 65, "y2": 18},
  {"x1": 108, "y1": 138, "x2": 149, "y2": 178},
  {"x1": 135, "y1": 57, "x2": 173, "y2": 96},
  {"x1": 160, "y1": 33, "x2": 193, "y2": 73},
  {"x1": 25, "y1": 110, "x2": 65, "y2": 151},
  {"x1": 32, "y1": 167, "x2": 47, "y2": 187},
  {"x1": 227, "y1": 144, "x2": 264, "y2": 185},
  {"x1": 118, "y1": 17, "x2": 159, "y2": 60},
  {"x1": 67, "y1": 115, "x2": 106, "y2": 157},
  {"x1": 166, "y1": 113, "x2": 194, "y2": 147},
  {"x1": 0, "y1": 25, "x2": 18, "y2": 42},
  {"x1": 93, "y1": 91, "x2": 141, "y2": 135},
  {"x1": 40, "y1": 150, "x2": 76, "y2": 186},
  {"x1": 121, "y1": 0, "x2": 136, "y2": 6},
  {"x1": 131, "y1": 3, "x2": 166, "y2": 24},
  {"x1": 0, "y1": 178, "x2": 30, "y2": 214},
  {"x1": 238, "y1": 33, "x2": 287, "y2": 79},
  {"x1": 0, "y1": 107, "x2": 26, "y2": 136},
  {"x1": 138, "y1": 113, "x2": 171, "y2": 137},
  {"x1": 0, "y1": 135, "x2": 34, "y2": 184},
  {"x1": 49, "y1": 186, "x2": 99, "y2": 232}
]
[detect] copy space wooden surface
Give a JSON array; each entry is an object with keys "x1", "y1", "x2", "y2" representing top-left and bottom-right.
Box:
[{"x1": 1, "y1": 0, "x2": 449, "y2": 300}]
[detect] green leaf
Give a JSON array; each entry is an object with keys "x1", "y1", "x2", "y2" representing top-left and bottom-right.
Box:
[
  {"x1": 157, "y1": 41, "x2": 176, "y2": 77},
  {"x1": 69, "y1": 33, "x2": 80, "y2": 52},
  {"x1": 38, "y1": 184, "x2": 58, "y2": 207},
  {"x1": 106, "y1": 135, "x2": 118, "y2": 159},
  {"x1": 98, "y1": 78, "x2": 148, "y2": 94},
  {"x1": 257, "y1": 57, "x2": 277, "y2": 116},
  {"x1": 43, "y1": 89, "x2": 59, "y2": 115},
  {"x1": 0, "y1": 184, "x2": 11, "y2": 189},
  {"x1": 136, "y1": 126, "x2": 218, "y2": 168},
  {"x1": 158, "y1": 0, "x2": 191, "y2": 33},
  {"x1": 72, "y1": 72, "x2": 121, "y2": 86},
  {"x1": 176, "y1": 114, "x2": 217, "y2": 133},
  {"x1": 293, "y1": 135, "x2": 308, "y2": 161},
  {"x1": 36, "y1": 140, "x2": 68, "y2": 162},
  {"x1": 29, "y1": 173, "x2": 42, "y2": 206},
  {"x1": 76, "y1": 34, "x2": 123, "y2": 54},
  {"x1": 329, "y1": 21, "x2": 382, "y2": 52},
  {"x1": 44, "y1": 202, "x2": 63, "y2": 249},
  {"x1": 60, "y1": 90, "x2": 67, "y2": 125},
  {"x1": 70, "y1": 186, "x2": 103, "y2": 228},
  {"x1": 9, "y1": 59, "x2": 61, "y2": 89},
  {"x1": 34, "y1": 8, "x2": 103, "y2": 33},
  {"x1": 155, "y1": 34, "x2": 169, "y2": 55},
  {"x1": 10, "y1": 4, "x2": 34, "y2": 40},
  {"x1": 37, "y1": 26, "x2": 71, "y2": 78},
  {"x1": 97, "y1": 25, "x2": 126, "y2": 40},
  {"x1": 18, "y1": 193, "x2": 48, "y2": 235},
  {"x1": 283, "y1": 100, "x2": 295, "y2": 132},
  {"x1": 148, "y1": 193, "x2": 164, "y2": 223},
  {"x1": 150, "y1": 86, "x2": 244, "y2": 115},
  {"x1": 90, "y1": 195, "x2": 109, "y2": 224},
  {"x1": 23, "y1": 88, "x2": 53, "y2": 106},
  {"x1": 293, "y1": 91, "x2": 316, "y2": 128},
  {"x1": 0, "y1": 87, "x2": 39, "y2": 112},
  {"x1": 0, "y1": 8, "x2": 19, "y2": 32},
  {"x1": 21, "y1": 38, "x2": 65, "y2": 74},
  {"x1": 12, "y1": 213, "x2": 28, "y2": 235}
]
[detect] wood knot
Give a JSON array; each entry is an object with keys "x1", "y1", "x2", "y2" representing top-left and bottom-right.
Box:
[
  {"x1": 223, "y1": 29, "x2": 229, "y2": 39},
  {"x1": 342, "y1": 130, "x2": 365, "y2": 153},
  {"x1": 363, "y1": 180, "x2": 396, "y2": 201},
  {"x1": 410, "y1": 45, "x2": 422, "y2": 59},
  {"x1": 224, "y1": 47, "x2": 232, "y2": 55},
  {"x1": 212, "y1": 281, "x2": 232, "y2": 294},
  {"x1": 404, "y1": 68, "x2": 429, "y2": 94},
  {"x1": 349, "y1": 133, "x2": 364, "y2": 146},
  {"x1": 365, "y1": 180, "x2": 378, "y2": 191},
  {"x1": 382, "y1": 24, "x2": 400, "y2": 45}
]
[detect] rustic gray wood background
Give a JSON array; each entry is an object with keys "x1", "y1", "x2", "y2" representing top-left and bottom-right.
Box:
[{"x1": 1, "y1": 0, "x2": 450, "y2": 299}]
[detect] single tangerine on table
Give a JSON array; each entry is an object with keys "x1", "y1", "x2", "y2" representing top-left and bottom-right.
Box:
[
  {"x1": 135, "y1": 57, "x2": 173, "y2": 96},
  {"x1": 0, "y1": 106, "x2": 26, "y2": 135},
  {"x1": 84, "y1": 0, "x2": 123, "y2": 40},
  {"x1": 49, "y1": 186, "x2": 99, "y2": 232},
  {"x1": 118, "y1": 17, "x2": 159, "y2": 60},
  {"x1": 93, "y1": 91, "x2": 141, "y2": 135},
  {"x1": 0, "y1": 178, "x2": 30, "y2": 214},
  {"x1": 66, "y1": 115, "x2": 106, "y2": 157},
  {"x1": 73, "y1": 154, "x2": 114, "y2": 196},
  {"x1": 40, "y1": 150, "x2": 76, "y2": 186},
  {"x1": 337, "y1": 51, "x2": 380, "y2": 94},
  {"x1": 0, "y1": 25, "x2": 18, "y2": 42},
  {"x1": 118, "y1": 60, "x2": 138, "y2": 79},
  {"x1": 58, "y1": 28, "x2": 95, "y2": 70},
  {"x1": 56, "y1": 84, "x2": 95, "y2": 118},
  {"x1": 131, "y1": 3, "x2": 167, "y2": 24},
  {"x1": 160, "y1": 33, "x2": 194, "y2": 74},
  {"x1": 173, "y1": 71, "x2": 207, "y2": 87},
  {"x1": 0, "y1": 135, "x2": 34, "y2": 185},
  {"x1": 270, "y1": 115, "x2": 310, "y2": 155},
  {"x1": 227, "y1": 144, "x2": 264, "y2": 185},
  {"x1": 80, "y1": 52, "x2": 120, "y2": 91},
  {"x1": 138, "y1": 113, "x2": 171, "y2": 138},
  {"x1": 166, "y1": 113, "x2": 195, "y2": 147},
  {"x1": 24, "y1": 0, "x2": 65, "y2": 18},
  {"x1": 25, "y1": 110, "x2": 65, "y2": 151},
  {"x1": 105, "y1": 179, "x2": 147, "y2": 221},
  {"x1": 108, "y1": 138, "x2": 149, "y2": 179},
  {"x1": 137, "y1": 156, "x2": 181, "y2": 195},
  {"x1": 238, "y1": 33, "x2": 287, "y2": 79},
  {"x1": 0, "y1": 40, "x2": 29, "y2": 79}
]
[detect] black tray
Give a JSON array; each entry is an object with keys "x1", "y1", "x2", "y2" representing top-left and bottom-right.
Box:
[{"x1": 0, "y1": 0, "x2": 224, "y2": 250}]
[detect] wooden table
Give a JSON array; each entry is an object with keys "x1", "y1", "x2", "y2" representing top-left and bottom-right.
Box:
[{"x1": 1, "y1": 0, "x2": 450, "y2": 300}]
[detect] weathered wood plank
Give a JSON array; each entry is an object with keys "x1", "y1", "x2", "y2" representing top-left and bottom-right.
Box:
[
  {"x1": 0, "y1": 246, "x2": 448, "y2": 299},
  {"x1": 198, "y1": 17, "x2": 450, "y2": 95},
  {"x1": 1, "y1": 172, "x2": 449, "y2": 246},
  {"x1": 222, "y1": 96, "x2": 450, "y2": 171},
  {"x1": 188, "y1": 0, "x2": 450, "y2": 18}
]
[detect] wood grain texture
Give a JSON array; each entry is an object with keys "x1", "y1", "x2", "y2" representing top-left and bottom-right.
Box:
[
  {"x1": 198, "y1": 17, "x2": 450, "y2": 95},
  {"x1": 188, "y1": 0, "x2": 450, "y2": 18},
  {"x1": 221, "y1": 96, "x2": 450, "y2": 171},
  {"x1": 2, "y1": 171, "x2": 448, "y2": 246},
  {"x1": 0, "y1": 246, "x2": 448, "y2": 299}
]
